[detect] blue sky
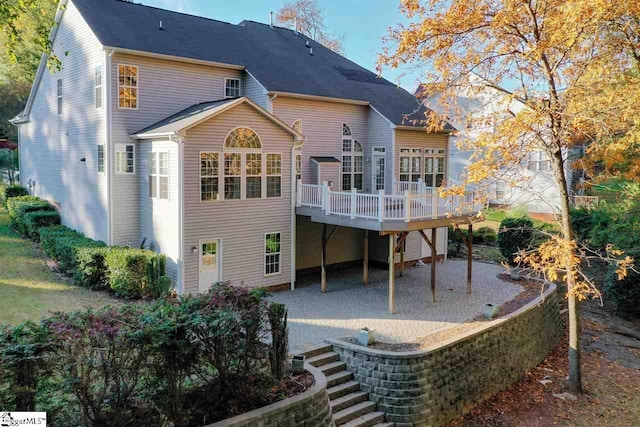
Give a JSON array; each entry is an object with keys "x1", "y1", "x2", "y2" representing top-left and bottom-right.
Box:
[{"x1": 143, "y1": 0, "x2": 424, "y2": 92}]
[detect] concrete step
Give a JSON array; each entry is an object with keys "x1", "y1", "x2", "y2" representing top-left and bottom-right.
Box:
[
  {"x1": 333, "y1": 401, "x2": 377, "y2": 425},
  {"x1": 326, "y1": 370, "x2": 353, "y2": 388},
  {"x1": 320, "y1": 360, "x2": 347, "y2": 376},
  {"x1": 327, "y1": 380, "x2": 361, "y2": 400},
  {"x1": 297, "y1": 343, "x2": 333, "y2": 359},
  {"x1": 306, "y1": 351, "x2": 340, "y2": 367},
  {"x1": 370, "y1": 423, "x2": 394, "y2": 427},
  {"x1": 342, "y1": 411, "x2": 386, "y2": 427},
  {"x1": 330, "y1": 391, "x2": 369, "y2": 412}
]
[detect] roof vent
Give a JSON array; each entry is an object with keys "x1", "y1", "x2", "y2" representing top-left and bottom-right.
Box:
[
  {"x1": 269, "y1": 11, "x2": 274, "y2": 29},
  {"x1": 306, "y1": 40, "x2": 310, "y2": 48},
  {"x1": 294, "y1": 17, "x2": 298, "y2": 35},
  {"x1": 310, "y1": 47, "x2": 313, "y2": 56},
  {"x1": 159, "y1": 20, "x2": 163, "y2": 30}
]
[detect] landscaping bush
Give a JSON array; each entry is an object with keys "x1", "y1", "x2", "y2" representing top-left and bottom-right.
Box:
[
  {"x1": 604, "y1": 260, "x2": 640, "y2": 319},
  {"x1": 1, "y1": 184, "x2": 28, "y2": 209},
  {"x1": 38, "y1": 225, "x2": 105, "y2": 273},
  {"x1": 0, "y1": 283, "x2": 292, "y2": 426},
  {"x1": 105, "y1": 248, "x2": 166, "y2": 298},
  {"x1": 498, "y1": 216, "x2": 534, "y2": 263},
  {"x1": 7, "y1": 196, "x2": 54, "y2": 234},
  {"x1": 72, "y1": 246, "x2": 111, "y2": 290},
  {"x1": 473, "y1": 226, "x2": 497, "y2": 245},
  {"x1": 23, "y1": 210, "x2": 61, "y2": 240}
]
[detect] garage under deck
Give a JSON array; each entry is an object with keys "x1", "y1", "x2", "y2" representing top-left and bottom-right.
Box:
[{"x1": 296, "y1": 182, "x2": 486, "y2": 313}]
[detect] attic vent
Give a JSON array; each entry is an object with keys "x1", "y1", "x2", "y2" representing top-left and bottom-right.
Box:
[
  {"x1": 310, "y1": 47, "x2": 313, "y2": 55},
  {"x1": 334, "y1": 67, "x2": 394, "y2": 85},
  {"x1": 159, "y1": 20, "x2": 163, "y2": 30}
]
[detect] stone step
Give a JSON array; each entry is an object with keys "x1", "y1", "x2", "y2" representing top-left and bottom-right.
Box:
[
  {"x1": 321, "y1": 360, "x2": 347, "y2": 376},
  {"x1": 297, "y1": 343, "x2": 334, "y2": 359},
  {"x1": 341, "y1": 411, "x2": 386, "y2": 427},
  {"x1": 370, "y1": 423, "x2": 394, "y2": 427},
  {"x1": 333, "y1": 401, "x2": 377, "y2": 425},
  {"x1": 306, "y1": 351, "x2": 340, "y2": 367},
  {"x1": 327, "y1": 380, "x2": 361, "y2": 400},
  {"x1": 330, "y1": 391, "x2": 369, "y2": 412},
  {"x1": 326, "y1": 370, "x2": 353, "y2": 388}
]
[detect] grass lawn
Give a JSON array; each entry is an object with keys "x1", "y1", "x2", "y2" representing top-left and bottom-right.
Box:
[{"x1": 0, "y1": 211, "x2": 118, "y2": 325}]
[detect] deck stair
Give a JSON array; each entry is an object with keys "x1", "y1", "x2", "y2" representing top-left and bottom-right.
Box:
[{"x1": 299, "y1": 344, "x2": 392, "y2": 427}]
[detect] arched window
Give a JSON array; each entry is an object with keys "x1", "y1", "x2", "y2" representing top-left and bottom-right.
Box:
[
  {"x1": 341, "y1": 122, "x2": 363, "y2": 191},
  {"x1": 292, "y1": 119, "x2": 303, "y2": 133},
  {"x1": 225, "y1": 127, "x2": 261, "y2": 149},
  {"x1": 291, "y1": 120, "x2": 303, "y2": 181}
]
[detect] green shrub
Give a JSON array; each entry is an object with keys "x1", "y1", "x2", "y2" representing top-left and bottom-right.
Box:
[
  {"x1": 473, "y1": 226, "x2": 497, "y2": 245},
  {"x1": 23, "y1": 211, "x2": 61, "y2": 240},
  {"x1": 604, "y1": 261, "x2": 640, "y2": 319},
  {"x1": 2, "y1": 184, "x2": 28, "y2": 209},
  {"x1": 105, "y1": 248, "x2": 166, "y2": 299},
  {"x1": 73, "y1": 246, "x2": 111, "y2": 290},
  {"x1": 498, "y1": 216, "x2": 534, "y2": 263},
  {"x1": 7, "y1": 196, "x2": 54, "y2": 234},
  {"x1": 38, "y1": 225, "x2": 105, "y2": 273}
]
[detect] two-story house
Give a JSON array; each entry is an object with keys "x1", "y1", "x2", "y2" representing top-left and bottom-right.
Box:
[{"x1": 11, "y1": 0, "x2": 482, "y2": 311}]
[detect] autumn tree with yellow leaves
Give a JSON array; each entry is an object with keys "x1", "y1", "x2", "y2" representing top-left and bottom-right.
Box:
[{"x1": 379, "y1": 0, "x2": 639, "y2": 393}]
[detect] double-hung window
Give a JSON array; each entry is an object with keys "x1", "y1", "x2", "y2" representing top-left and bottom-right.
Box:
[
  {"x1": 97, "y1": 145, "x2": 105, "y2": 174},
  {"x1": 527, "y1": 151, "x2": 551, "y2": 172},
  {"x1": 399, "y1": 148, "x2": 410, "y2": 182},
  {"x1": 94, "y1": 64, "x2": 103, "y2": 108},
  {"x1": 149, "y1": 152, "x2": 169, "y2": 199},
  {"x1": 410, "y1": 149, "x2": 422, "y2": 182},
  {"x1": 225, "y1": 78, "x2": 241, "y2": 98},
  {"x1": 224, "y1": 153, "x2": 242, "y2": 200},
  {"x1": 116, "y1": 144, "x2": 135, "y2": 174},
  {"x1": 200, "y1": 152, "x2": 220, "y2": 201},
  {"x1": 265, "y1": 232, "x2": 281, "y2": 275},
  {"x1": 425, "y1": 148, "x2": 445, "y2": 187},
  {"x1": 246, "y1": 153, "x2": 262, "y2": 198},
  {"x1": 340, "y1": 123, "x2": 363, "y2": 191},
  {"x1": 57, "y1": 79, "x2": 63, "y2": 115},
  {"x1": 266, "y1": 154, "x2": 282, "y2": 197},
  {"x1": 118, "y1": 64, "x2": 138, "y2": 109}
]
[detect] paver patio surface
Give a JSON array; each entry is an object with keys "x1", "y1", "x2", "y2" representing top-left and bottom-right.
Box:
[{"x1": 270, "y1": 260, "x2": 523, "y2": 353}]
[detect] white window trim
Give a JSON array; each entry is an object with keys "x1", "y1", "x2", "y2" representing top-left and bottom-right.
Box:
[
  {"x1": 117, "y1": 63, "x2": 139, "y2": 110},
  {"x1": 340, "y1": 123, "x2": 363, "y2": 191},
  {"x1": 199, "y1": 238, "x2": 222, "y2": 291},
  {"x1": 149, "y1": 151, "x2": 169, "y2": 200},
  {"x1": 200, "y1": 151, "x2": 221, "y2": 202},
  {"x1": 56, "y1": 79, "x2": 63, "y2": 116},
  {"x1": 115, "y1": 144, "x2": 135, "y2": 174},
  {"x1": 224, "y1": 77, "x2": 241, "y2": 99},
  {"x1": 94, "y1": 64, "x2": 103, "y2": 109},
  {"x1": 266, "y1": 153, "x2": 283, "y2": 199},
  {"x1": 372, "y1": 146, "x2": 386, "y2": 191},
  {"x1": 97, "y1": 145, "x2": 105, "y2": 174},
  {"x1": 264, "y1": 231, "x2": 282, "y2": 277}
]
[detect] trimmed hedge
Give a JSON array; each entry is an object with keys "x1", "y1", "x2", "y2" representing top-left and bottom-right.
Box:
[
  {"x1": 7, "y1": 196, "x2": 55, "y2": 235},
  {"x1": 73, "y1": 246, "x2": 111, "y2": 290},
  {"x1": 474, "y1": 226, "x2": 497, "y2": 245},
  {"x1": 498, "y1": 216, "x2": 534, "y2": 263},
  {"x1": 1, "y1": 184, "x2": 28, "y2": 209},
  {"x1": 23, "y1": 210, "x2": 61, "y2": 240},
  {"x1": 39, "y1": 225, "x2": 106, "y2": 272},
  {"x1": 105, "y1": 248, "x2": 167, "y2": 298}
]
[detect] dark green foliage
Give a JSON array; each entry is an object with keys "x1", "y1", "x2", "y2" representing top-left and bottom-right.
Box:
[
  {"x1": 473, "y1": 226, "x2": 497, "y2": 245},
  {"x1": 498, "y1": 216, "x2": 534, "y2": 263},
  {"x1": 0, "y1": 284, "x2": 290, "y2": 426},
  {"x1": 38, "y1": 225, "x2": 105, "y2": 273},
  {"x1": 447, "y1": 226, "x2": 468, "y2": 254},
  {"x1": 23, "y1": 210, "x2": 60, "y2": 240},
  {"x1": 268, "y1": 303, "x2": 288, "y2": 380},
  {"x1": 604, "y1": 260, "x2": 640, "y2": 320},
  {"x1": 2, "y1": 184, "x2": 28, "y2": 208},
  {"x1": 147, "y1": 255, "x2": 171, "y2": 298},
  {"x1": 72, "y1": 246, "x2": 111, "y2": 290},
  {"x1": 104, "y1": 248, "x2": 166, "y2": 298},
  {"x1": 7, "y1": 196, "x2": 54, "y2": 234}
]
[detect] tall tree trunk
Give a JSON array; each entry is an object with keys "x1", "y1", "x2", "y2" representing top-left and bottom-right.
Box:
[{"x1": 551, "y1": 148, "x2": 582, "y2": 394}]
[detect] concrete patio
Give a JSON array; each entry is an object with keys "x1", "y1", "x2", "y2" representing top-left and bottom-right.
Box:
[{"x1": 270, "y1": 260, "x2": 523, "y2": 353}]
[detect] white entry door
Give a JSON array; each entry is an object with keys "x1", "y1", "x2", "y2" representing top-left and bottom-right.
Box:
[
  {"x1": 199, "y1": 240, "x2": 220, "y2": 293},
  {"x1": 372, "y1": 148, "x2": 386, "y2": 191}
]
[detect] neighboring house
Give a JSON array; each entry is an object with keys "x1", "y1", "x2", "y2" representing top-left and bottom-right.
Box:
[
  {"x1": 418, "y1": 74, "x2": 580, "y2": 215},
  {"x1": 11, "y1": 0, "x2": 482, "y2": 295}
]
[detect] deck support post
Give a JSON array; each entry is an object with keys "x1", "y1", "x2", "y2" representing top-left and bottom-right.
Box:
[
  {"x1": 467, "y1": 223, "x2": 473, "y2": 294},
  {"x1": 399, "y1": 237, "x2": 405, "y2": 277},
  {"x1": 321, "y1": 223, "x2": 327, "y2": 293},
  {"x1": 363, "y1": 230, "x2": 369, "y2": 285},
  {"x1": 431, "y1": 228, "x2": 437, "y2": 303},
  {"x1": 388, "y1": 232, "x2": 396, "y2": 314}
]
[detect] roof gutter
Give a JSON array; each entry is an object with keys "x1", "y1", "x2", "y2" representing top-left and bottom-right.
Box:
[
  {"x1": 268, "y1": 91, "x2": 370, "y2": 106},
  {"x1": 395, "y1": 124, "x2": 455, "y2": 134},
  {"x1": 103, "y1": 46, "x2": 245, "y2": 70}
]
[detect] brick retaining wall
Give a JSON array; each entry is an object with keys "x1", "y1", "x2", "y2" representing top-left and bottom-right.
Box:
[
  {"x1": 207, "y1": 364, "x2": 334, "y2": 427},
  {"x1": 329, "y1": 283, "x2": 562, "y2": 426}
]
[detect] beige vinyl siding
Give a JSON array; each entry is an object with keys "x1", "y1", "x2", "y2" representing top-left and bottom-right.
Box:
[
  {"x1": 366, "y1": 109, "x2": 394, "y2": 192},
  {"x1": 317, "y1": 163, "x2": 340, "y2": 189},
  {"x1": 296, "y1": 216, "x2": 364, "y2": 270},
  {"x1": 138, "y1": 140, "x2": 180, "y2": 281},
  {"x1": 182, "y1": 103, "x2": 294, "y2": 292},
  {"x1": 243, "y1": 71, "x2": 268, "y2": 109},
  {"x1": 19, "y1": 0, "x2": 108, "y2": 242},
  {"x1": 110, "y1": 53, "x2": 242, "y2": 245}
]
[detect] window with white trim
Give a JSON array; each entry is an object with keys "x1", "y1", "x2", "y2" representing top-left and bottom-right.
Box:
[
  {"x1": 224, "y1": 152, "x2": 241, "y2": 200},
  {"x1": 372, "y1": 147, "x2": 386, "y2": 191},
  {"x1": 341, "y1": 123, "x2": 363, "y2": 191},
  {"x1": 149, "y1": 152, "x2": 169, "y2": 199},
  {"x1": 57, "y1": 79, "x2": 63, "y2": 115},
  {"x1": 527, "y1": 150, "x2": 551, "y2": 172},
  {"x1": 97, "y1": 145, "x2": 105, "y2": 174},
  {"x1": 200, "y1": 152, "x2": 219, "y2": 201},
  {"x1": 424, "y1": 148, "x2": 445, "y2": 187},
  {"x1": 265, "y1": 232, "x2": 281, "y2": 275},
  {"x1": 225, "y1": 78, "x2": 241, "y2": 98},
  {"x1": 266, "y1": 153, "x2": 282, "y2": 197},
  {"x1": 399, "y1": 148, "x2": 410, "y2": 182},
  {"x1": 246, "y1": 153, "x2": 262, "y2": 198},
  {"x1": 115, "y1": 144, "x2": 135, "y2": 174},
  {"x1": 495, "y1": 181, "x2": 506, "y2": 201},
  {"x1": 118, "y1": 64, "x2": 138, "y2": 109},
  {"x1": 292, "y1": 119, "x2": 302, "y2": 133},
  {"x1": 94, "y1": 64, "x2": 103, "y2": 108},
  {"x1": 410, "y1": 148, "x2": 422, "y2": 182}
]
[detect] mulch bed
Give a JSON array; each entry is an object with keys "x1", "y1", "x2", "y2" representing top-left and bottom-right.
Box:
[
  {"x1": 341, "y1": 274, "x2": 550, "y2": 352},
  {"x1": 272, "y1": 371, "x2": 315, "y2": 399}
]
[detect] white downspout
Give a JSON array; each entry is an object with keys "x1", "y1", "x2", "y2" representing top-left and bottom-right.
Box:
[
  {"x1": 174, "y1": 134, "x2": 186, "y2": 294},
  {"x1": 105, "y1": 49, "x2": 114, "y2": 245},
  {"x1": 290, "y1": 142, "x2": 299, "y2": 290}
]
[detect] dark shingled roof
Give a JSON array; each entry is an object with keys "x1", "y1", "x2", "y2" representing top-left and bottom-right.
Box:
[
  {"x1": 72, "y1": 0, "x2": 440, "y2": 127},
  {"x1": 311, "y1": 156, "x2": 340, "y2": 163}
]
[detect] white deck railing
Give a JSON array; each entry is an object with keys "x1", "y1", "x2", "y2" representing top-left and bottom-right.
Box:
[
  {"x1": 297, "y1": 180, "x2": 484, "y2": 222},
  {"x1": 392, "y1": 180, "x2": 433, "y2": 195},
  {"x1": 570, "y1": 195, "x2": 599, "y2": 209}
]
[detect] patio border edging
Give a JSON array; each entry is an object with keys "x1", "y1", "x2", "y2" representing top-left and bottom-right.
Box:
[
  {"x1": 205, "y1": 363, "x2": 334, "y2": 427},
  {"x1": 328, "y1": 282, "x2": 562, "y2": 426}
]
